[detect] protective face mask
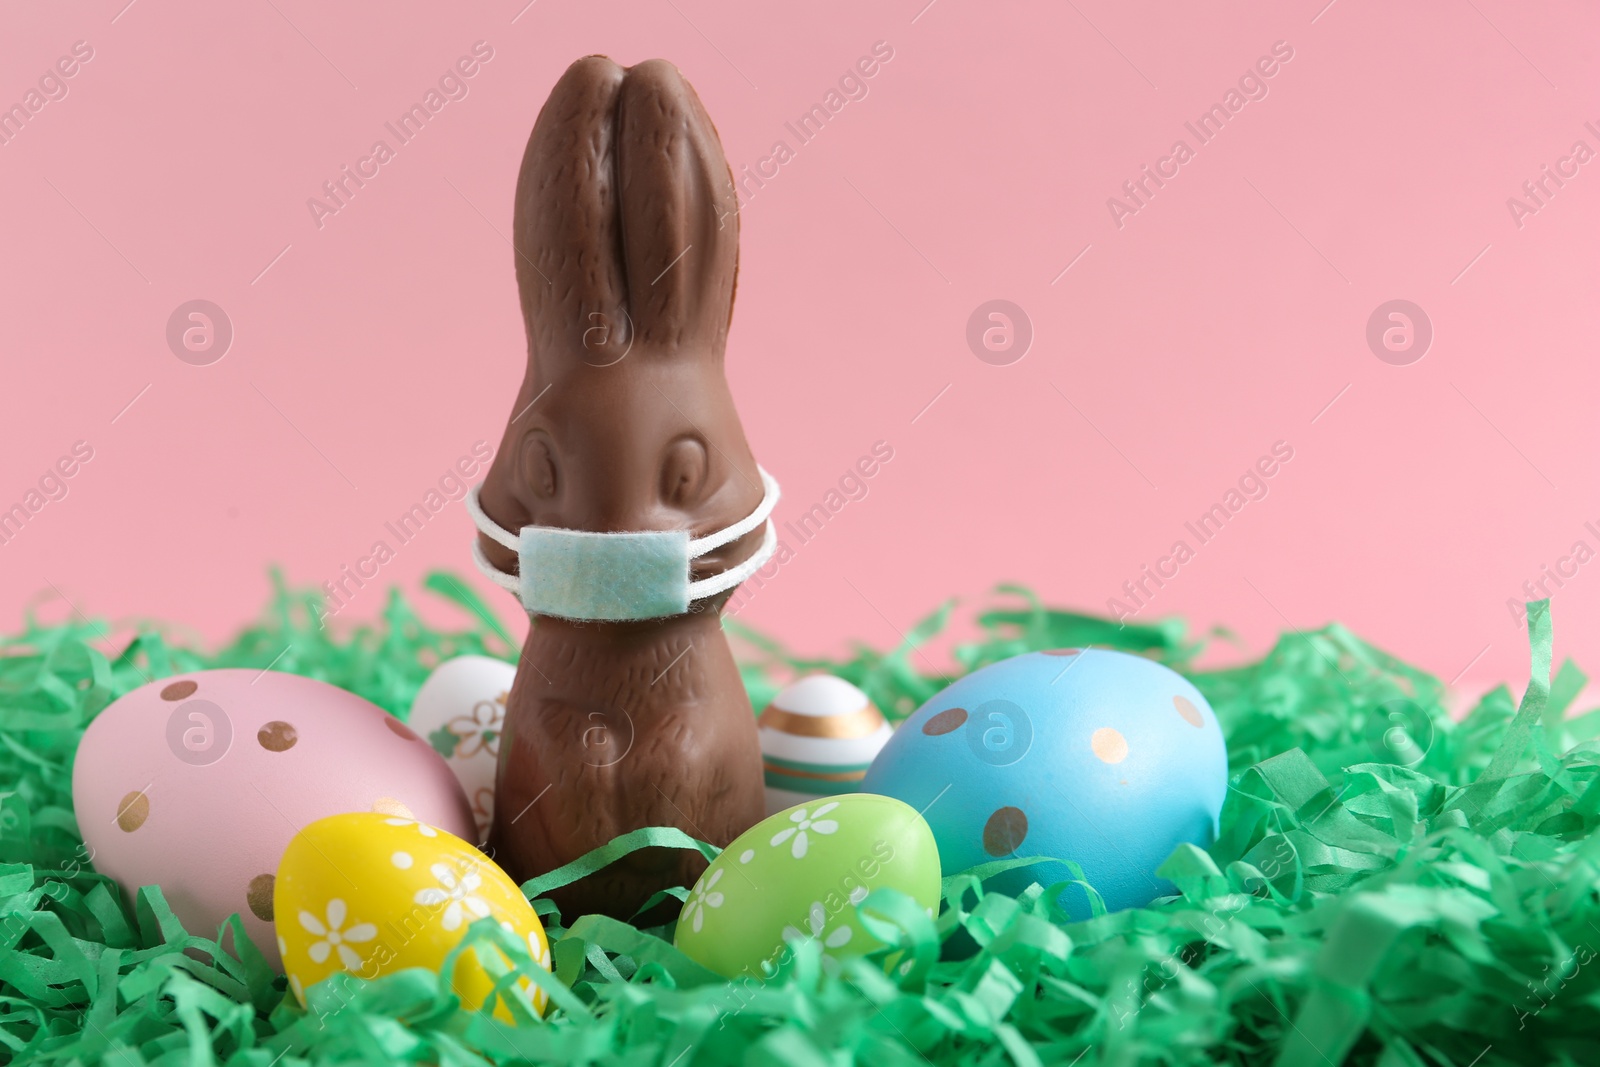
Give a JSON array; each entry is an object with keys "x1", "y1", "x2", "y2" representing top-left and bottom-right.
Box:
[{"x1": 466, "y1": 468, "x2": 781, "y2": 621}]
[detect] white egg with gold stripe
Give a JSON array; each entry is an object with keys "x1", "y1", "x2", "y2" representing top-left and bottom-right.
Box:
[{"x1": 758, "y1": 675, "x2": 894, "y2": 816}]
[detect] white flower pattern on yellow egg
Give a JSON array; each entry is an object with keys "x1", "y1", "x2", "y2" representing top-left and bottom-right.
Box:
[
  {"x1": 414, "y1": 860, "x2": 491, "y2": 931},
  {"x1": 680, "y1": 868, "x2": 726, "y2": 933},
  {"x1": 298, "y1": 898, "x2": 377, "y2": 971},
  {"x1": 383, "y1": 817, "x2": 439, "y2": 838},
  {"x1": 530, "y1": 929, "x2": 550, "y2": 970},
  {"x1": 768, "y1": 802, "x2": 840, "y2": 859}
]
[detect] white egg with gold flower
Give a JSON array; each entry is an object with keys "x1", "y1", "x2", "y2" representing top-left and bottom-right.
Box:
[
  {"x1": 408, "y1": 655, "x2": 516, "y2": 842},
  {"x1": 758, "y1": 674, "x2": 893, "y2": 816}
]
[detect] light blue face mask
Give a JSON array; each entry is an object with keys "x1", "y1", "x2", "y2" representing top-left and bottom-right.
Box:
[{"x1": 466, "y1": 468, "x2": 780, "y2": 621}]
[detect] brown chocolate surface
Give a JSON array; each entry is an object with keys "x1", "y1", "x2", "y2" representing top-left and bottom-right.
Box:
[{"x1": 481, "y1": 56, "x2": 765, "y2": 919}]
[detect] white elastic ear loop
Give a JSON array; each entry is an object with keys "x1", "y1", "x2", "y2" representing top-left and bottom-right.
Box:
[
  {"x1": 687, "y1": 519, "x2": 778, "y2": 602},
  {"x1": 466, "y1": 484, "x2": 521, "y2": 593},
  {"x1": 466, "y1": 484, "x2": 519, "y2": 551},
  {"x1": 470, "y1": 538, "x2": 521, "y2": 594},
  {"x1": 688, "y1": 467, "x2": 780, "y2": 558}
]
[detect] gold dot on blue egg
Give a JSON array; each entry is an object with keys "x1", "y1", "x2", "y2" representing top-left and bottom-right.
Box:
[
  {"x1": 1091, "y1": 727, "x2": 1128, "y2": 764},
  {"x1": 922, "y1": 707, "x2": 968, "y2": 736},
  {"x1": 983, "y1": 806, "x2": 1029, "y2": 856}
]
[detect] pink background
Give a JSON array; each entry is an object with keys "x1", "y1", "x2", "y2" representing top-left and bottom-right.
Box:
[{"x1": 1, "y1": 0, "x2": 1596, "y2": 693}]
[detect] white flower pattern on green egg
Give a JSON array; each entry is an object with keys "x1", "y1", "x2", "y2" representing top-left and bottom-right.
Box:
[
  {"x1": 769, "y1": 802, "x2": 840, "y2": 859},
  {"x1": 299, "y1": 898, "x2": 377, "y2": 971},
  {"x1": 780, "y1": 892, "x2": 865, "y2": 974},
  {"x1": 413, "y1": 860, "x2": 492, "y2": 931},
  {"x1": 680, "y1": 868, "x2": 726, "y2": 933}
]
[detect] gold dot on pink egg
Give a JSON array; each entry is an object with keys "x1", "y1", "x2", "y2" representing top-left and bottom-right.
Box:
[
  {"x1": 1173, "y1": 695, "x2": 1205, "y2": 728},
  {"x1": 371, "y1": 796, "x2": 414, "y2": 818},
  {"x1": 1091, "y1": 727, "x2": 1129, "y2": 764},
  {"x1": 160, "y1": 680, "x2": 198, "y2": 701},
  {"x1": 247, "y1": 874, "x2": 275, "y2": 921},
  {"x1": 385, "y1": 716, "x2": 422, "y2": 742},
  {"x1": 257, "y1": 721, "x2": 298, "y2": 752},
  {"x1": 116, "y1": 790, "x2": 150, "y2": 832}
]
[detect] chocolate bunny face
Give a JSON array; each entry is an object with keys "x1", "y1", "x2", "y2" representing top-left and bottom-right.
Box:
[{"x1": 478, "y1": 56, "x2": 764, "y2": 586}]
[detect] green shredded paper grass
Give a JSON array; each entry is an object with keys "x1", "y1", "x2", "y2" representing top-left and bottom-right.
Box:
[{"x1": 3, "y1": 572, "x2": 1599, "y2": 1066}]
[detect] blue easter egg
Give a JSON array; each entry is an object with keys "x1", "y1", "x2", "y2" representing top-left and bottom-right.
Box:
[{"x1": 861, "y1": 649, "x2": 1228, "y2": 917}]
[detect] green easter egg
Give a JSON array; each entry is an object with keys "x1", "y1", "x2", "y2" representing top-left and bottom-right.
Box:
[{"x1": 674, "y1": 793, "x2": 940, "y2": 979}]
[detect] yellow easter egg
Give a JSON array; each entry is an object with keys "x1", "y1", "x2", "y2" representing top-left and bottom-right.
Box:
[{"x1": 274, "y1": 812, "x2": 551, "y2": 1019}]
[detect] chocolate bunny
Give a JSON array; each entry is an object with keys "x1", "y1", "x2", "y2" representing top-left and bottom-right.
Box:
[{"x1": 471, "y1": 56, "x2": 775, "y2": 920}]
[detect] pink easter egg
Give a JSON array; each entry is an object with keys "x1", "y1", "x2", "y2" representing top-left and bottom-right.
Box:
[{"x1": 71, "y1": 669, "x2": 474, "y2": 971}]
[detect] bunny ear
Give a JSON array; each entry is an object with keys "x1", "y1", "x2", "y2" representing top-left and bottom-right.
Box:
[
  {"x1": 615, "y1": 59, "x2": 740, "y2": 355},
  {"x1": 513, "y1": 55, "x2": 631, "y2": 365}
]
